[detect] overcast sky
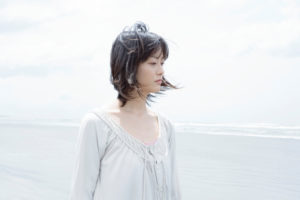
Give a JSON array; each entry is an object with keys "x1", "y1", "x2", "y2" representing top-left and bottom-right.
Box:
[{"x1": 0, "y1": 0, "x2": 299, "y2": 126}]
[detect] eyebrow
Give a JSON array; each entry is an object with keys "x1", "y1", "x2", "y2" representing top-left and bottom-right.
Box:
[{"x1": 150, "y1": 56, "x2": 164, "y2": 60}]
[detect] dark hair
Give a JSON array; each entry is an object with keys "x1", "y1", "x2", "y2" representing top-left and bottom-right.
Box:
[{"x1": 109, "y1": 21, "x2": 182, "y2": 107}]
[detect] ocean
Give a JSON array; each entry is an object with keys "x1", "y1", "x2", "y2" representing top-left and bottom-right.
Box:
[{"x1": 0, "y1": 118, "x2": 300, "y2": 199}]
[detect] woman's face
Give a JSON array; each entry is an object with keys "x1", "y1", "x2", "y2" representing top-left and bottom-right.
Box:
[{"x1": 136, "y1": 49, "x2": 165, "y2": 95}]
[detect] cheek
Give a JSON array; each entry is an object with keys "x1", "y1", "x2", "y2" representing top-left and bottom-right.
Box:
[{"x1": 137, "y1": 67, "x2": 154, "y2": 83}]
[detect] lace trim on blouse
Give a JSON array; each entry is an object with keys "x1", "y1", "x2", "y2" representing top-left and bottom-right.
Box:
[{"x1": 90, "y1": 109, "x2": 169, "y2": 163}]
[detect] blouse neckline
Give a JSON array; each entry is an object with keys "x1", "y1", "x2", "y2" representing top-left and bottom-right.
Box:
[{"x1": 97, "y1": 109, "x2": 163, "y2": 149}]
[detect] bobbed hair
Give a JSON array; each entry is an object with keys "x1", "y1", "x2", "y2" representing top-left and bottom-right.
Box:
[{"x1": 109, "y1": 21, "x2": 182, "y2": 107}]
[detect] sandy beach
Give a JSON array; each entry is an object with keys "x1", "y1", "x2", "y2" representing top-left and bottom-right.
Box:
[{"x1": 177, "y1": 130, "x2": 300, "y2": 200}]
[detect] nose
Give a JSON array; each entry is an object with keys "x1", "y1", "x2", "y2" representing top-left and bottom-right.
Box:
[{"x1": 158, "y1": 63, "x2": 164, "y2": 75}]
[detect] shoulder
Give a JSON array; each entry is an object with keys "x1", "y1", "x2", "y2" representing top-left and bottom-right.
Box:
[
  {"x1": 156, "y1": 111, "x2": 176, "y2": 143},
  {"x1": 80, "y1": 111, "x2": 103, "y2": 126},
  {"x1": 76, "y1": 109, "x2": 111, "y2": 158},
  {"x1": 79, "y1": 108, "x2": 111, "y2": 133},
  {"x1": 157, "y1": 110, "x2": 175, "y2": 128}
]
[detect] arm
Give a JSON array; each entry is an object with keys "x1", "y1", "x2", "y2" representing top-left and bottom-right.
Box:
[
  {"x1": 169, "y1": 121, "x2": 182, "y2": 200},
  {"x1": 69, "y1": 113, "x2": 105, "y2": 200}
]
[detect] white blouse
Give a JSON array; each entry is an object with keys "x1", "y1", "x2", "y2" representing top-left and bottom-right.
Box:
[{"x1": 69, "y1": 107, "x2": 181, "y2": 200}]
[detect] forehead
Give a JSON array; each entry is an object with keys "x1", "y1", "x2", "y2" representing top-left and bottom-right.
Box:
[{"x1": 149, "y1": 48, "x2": 164, "y2": 60}]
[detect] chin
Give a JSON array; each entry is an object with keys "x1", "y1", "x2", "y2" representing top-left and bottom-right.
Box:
[
  {"x1": 154, "y1": 86, "x2": 161, "y2": 92},
  {"x1": 144, "y1": 85, "x2": 161, "y2": 94}
]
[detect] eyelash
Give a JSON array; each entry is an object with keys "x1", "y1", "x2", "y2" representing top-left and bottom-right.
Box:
[{"x1": 150, "y1": 63, "x2": 164, "y2": 65}]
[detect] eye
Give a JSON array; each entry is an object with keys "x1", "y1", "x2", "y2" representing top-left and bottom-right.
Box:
[{"x1": 150, "y1": 62, "x2": 157, "y2": 65}]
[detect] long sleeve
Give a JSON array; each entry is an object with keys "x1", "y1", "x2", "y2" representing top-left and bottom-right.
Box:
[
  {"x1": 169, "y1": 121, "x2": 182, "y2": 200},
  {"x1": 69, "y1": 113, "x2": 106, "y2": 200}
]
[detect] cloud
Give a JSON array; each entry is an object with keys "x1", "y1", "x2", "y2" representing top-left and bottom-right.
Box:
[
  {"x1": 0, "y1": 65, "x2": 72, "y2": 78},
  {"x1": 270, "y1": 38, "x2": 300, "y2": 57},
  {"x1": 0, "y1": 0, "x2": 78, "y2": 23},
  {"x1": 0, "y1": 0, "x2": 300, "y2": 124}
]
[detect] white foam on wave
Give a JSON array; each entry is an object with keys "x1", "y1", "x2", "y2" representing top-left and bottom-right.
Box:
[
  {"x1": 175, "y1": 122, "x2": 300, "y2": 130},
  {"x1": 184, "y1": 130, "x2": 300, "y2": 140},
  {"x1": 174, "y1": 122, "x2": 300, "y2": 140}
]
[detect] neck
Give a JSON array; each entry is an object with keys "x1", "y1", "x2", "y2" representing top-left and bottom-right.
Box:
[{"x1": 116, "y1": 98, "x2": 149, "y2": 116}]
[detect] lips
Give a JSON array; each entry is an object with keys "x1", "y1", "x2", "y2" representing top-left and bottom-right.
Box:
[{"x1": 155, "y1": 80, "x2": 162, "y2": 84}]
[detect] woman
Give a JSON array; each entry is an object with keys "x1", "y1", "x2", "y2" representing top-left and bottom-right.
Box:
[{"x1": 69, "y1": 21, "x2": 182, "y2": 200}]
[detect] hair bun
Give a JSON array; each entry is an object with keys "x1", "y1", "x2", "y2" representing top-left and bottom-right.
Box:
[{"x1": 132, "y1": 21, "x2": 149, "y2": 33}]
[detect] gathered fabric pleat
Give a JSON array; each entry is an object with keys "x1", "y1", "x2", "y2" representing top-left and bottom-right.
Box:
[{"x1": 141, "y1": 146, "x2": 168, "y2": 200}]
